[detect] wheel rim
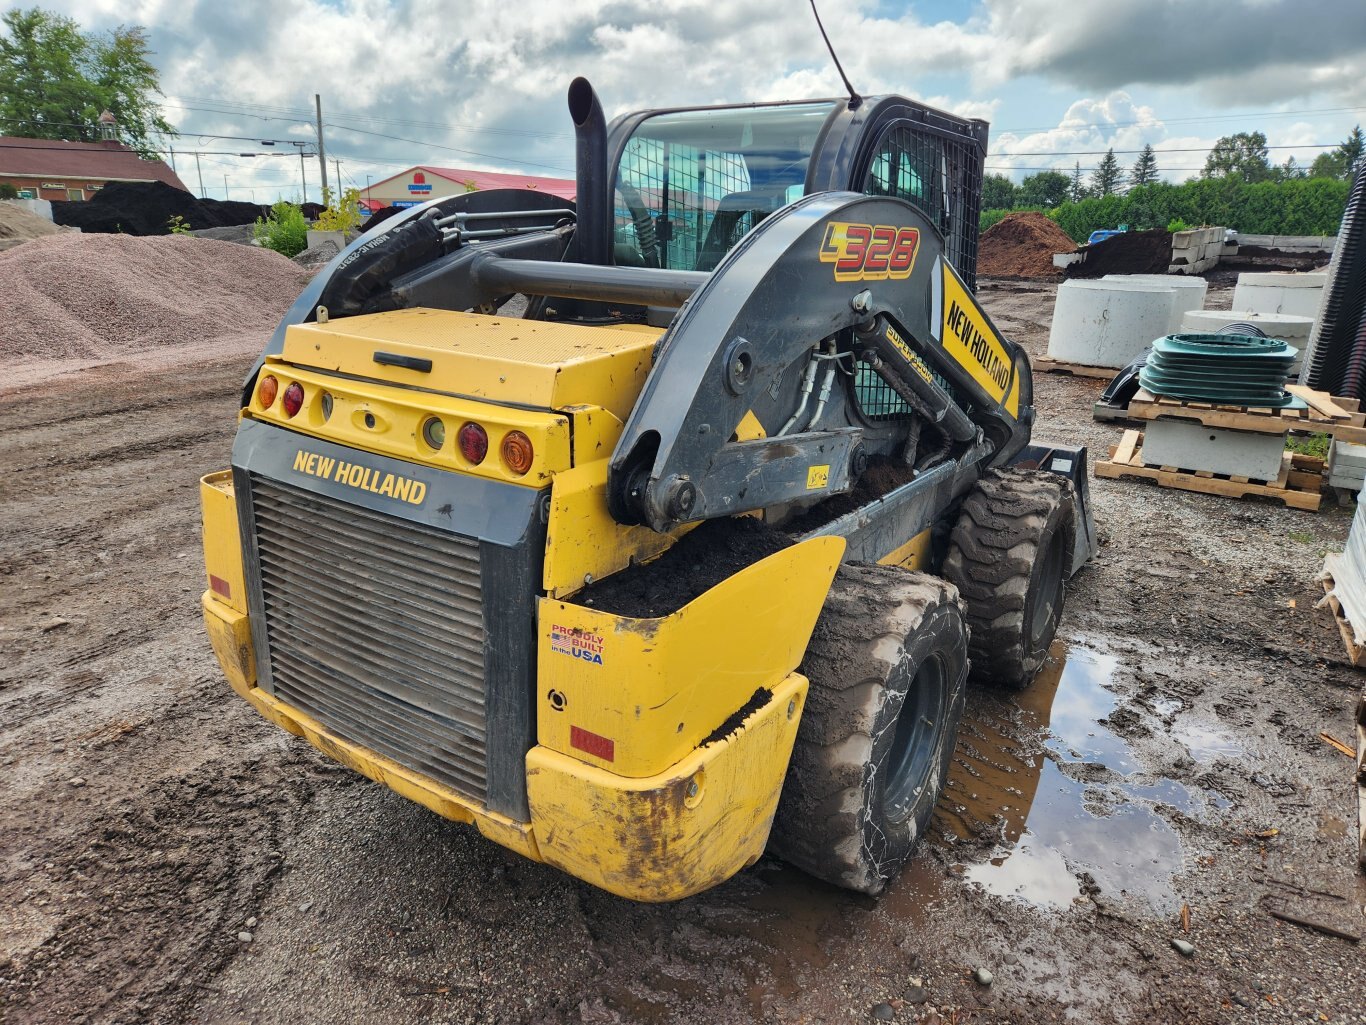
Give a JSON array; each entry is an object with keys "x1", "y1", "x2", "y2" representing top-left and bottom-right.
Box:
[
  {"x1": 1028, "y1": 530, "x2": 1066, "y2": 649},
  {"x1": 884, "y1": 653, "x2": 948, "y2": 823}
]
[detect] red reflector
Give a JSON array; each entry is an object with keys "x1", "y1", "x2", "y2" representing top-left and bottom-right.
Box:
[
  {"x1": 209, "y1": 574, "x2": 232, "y2": 599},
  {"x1": 457, "y1": 422, "x2": 488, "y2": 464},
  {"x1": 282, "y1": 381, "x2": 304, "y2": 418},
  {"x1": 570, "y1": 726, "x2": 615, "y2": 762}
]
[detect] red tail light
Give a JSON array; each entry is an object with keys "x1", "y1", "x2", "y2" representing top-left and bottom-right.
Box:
[
  {"x1": 258, "y1": 374, "x2": 278, "y2": 408},
  {"x1": 501, "y1": 431, "x2": 534, "y2": 475},
  {"x1": 282, "y1": 381, "x2": 304, "y2": 418},
  {"x1": 458, "y1": 422, "x2": 488, "y2": 464}
]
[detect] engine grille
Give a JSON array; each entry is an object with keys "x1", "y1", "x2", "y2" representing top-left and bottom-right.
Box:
[{"x1": 247, "y1": 474, "x2": 489, "y2": 802}]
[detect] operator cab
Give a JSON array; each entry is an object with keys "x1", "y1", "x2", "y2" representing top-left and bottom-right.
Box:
[{"x1": 605, "y1": 96, "x2": 987, "y2": 284}]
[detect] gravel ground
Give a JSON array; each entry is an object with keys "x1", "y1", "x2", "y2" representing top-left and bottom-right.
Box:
[{"x1": 1, "y1": 278, "x2": 1362, "y2": 1025}]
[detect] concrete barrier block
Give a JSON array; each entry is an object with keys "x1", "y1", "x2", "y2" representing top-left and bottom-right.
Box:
[
  {"x1": 1048, "y1": 279, "x2": 1178, "y2": 368},
  {"x1": 1143, "y1": 420, "x2": 1287, "y2": 480}
]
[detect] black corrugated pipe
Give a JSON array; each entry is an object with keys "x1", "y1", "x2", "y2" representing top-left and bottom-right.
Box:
[
  {"x1": 1302, "y1": 162, "x2": 1366, "y2": 390},
  {"x1": 568, "y1": 77, "x2": 610, "y2": 266}
]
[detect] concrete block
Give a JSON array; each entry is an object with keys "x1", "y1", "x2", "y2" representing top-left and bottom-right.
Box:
[
  {"x1": 1105, "y1": 274, "x2": 1206, "y2": 333},
  {"x1": 1048, "y1": 280, "x2": 1178, "y2": 368},
  {"x1": 1053, "y1": 252, "x2": 1085, "y2": 269},
  {"x1": 1272, "y1": 235, "x2": 1334, "y2": 252},
  {"x1": 1143, "y1": 420, "x2": 1287, "y2": 480},
  {"x1": 1238, "y1": 234, "x2": 1275, "y2": 247},
  {"x1": 1233, "y1": 271, "x2": 1327, "y2": 320},
  {"x1": 1221, "y1": 244, "x2": 1240, "y2": 257}
]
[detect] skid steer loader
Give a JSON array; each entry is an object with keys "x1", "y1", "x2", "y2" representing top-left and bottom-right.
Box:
[{"x1": 200, "y1": 79, "x2": 1096, "y2": 900}]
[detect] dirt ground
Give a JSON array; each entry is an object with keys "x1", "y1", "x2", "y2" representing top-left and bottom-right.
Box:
[{"x1": 2, "y1": 279, "x2": 1364, "y2": 1025}]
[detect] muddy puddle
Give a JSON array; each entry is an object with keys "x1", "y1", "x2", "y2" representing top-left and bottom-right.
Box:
[
  {"x1": 595, "y1": 638, "x2": 1239, "y2": 1022},
  {"x1": 934, "y1": 639, "x2": 1226, "y2": 910}
]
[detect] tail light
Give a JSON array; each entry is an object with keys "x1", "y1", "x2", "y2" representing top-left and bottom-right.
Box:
[
  {"x1": 422, "y1": 416, "x2": 446, "y2": 450},
  {"x1": 257, "y1": 374, "x2": 278, "y2": 408},
  {"x1": 282, "y1": 382, "x2": 304, "y2": 418},
  {"x1": 501, "y1": 431, "x2": 534, "y2": 475},
  {"x1": 458, "y1": 422, "x2": 488, "y2": 464}
]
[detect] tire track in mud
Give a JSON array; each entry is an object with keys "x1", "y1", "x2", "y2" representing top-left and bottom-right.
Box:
[{"x1": 0, "y1": 747, "x2": 327, "y2": 1025}]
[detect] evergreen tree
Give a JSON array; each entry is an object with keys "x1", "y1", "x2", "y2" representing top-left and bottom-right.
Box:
[
  {"x1": 1129, "y1": 144, "x2": 1159, "y2": 188},
  {"x1": 1091, "y1": 148, "x2": 1122, "y2": 196},
  {"x1": 1338, "y1": 125, "x2": 1364, "y2": 178},
  {"x1": 1068, "y1": 161, "x2": 1088, "y2": 202}
]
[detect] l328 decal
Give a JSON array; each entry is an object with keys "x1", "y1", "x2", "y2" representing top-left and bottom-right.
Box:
[{"x1": 819, "y1": 222, "x2": 920, "y2": 282}]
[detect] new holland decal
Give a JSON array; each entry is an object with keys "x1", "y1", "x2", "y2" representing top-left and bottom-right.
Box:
[
  {"x1": 938, "y1": 264, "x2": 1019, "y2": 416},
  {"x1": 292, "y1": 449, "x2": 427, "y2": 505},
  {"x1": 819, "y1": 222, "x2": 920, "y2": 282}
]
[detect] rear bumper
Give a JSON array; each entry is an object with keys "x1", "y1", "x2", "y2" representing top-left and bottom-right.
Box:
[{"x1": 204, "y1": 591, "x2": 804, "y2": 900}]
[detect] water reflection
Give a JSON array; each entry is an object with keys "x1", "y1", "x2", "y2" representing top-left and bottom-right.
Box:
[{"x1": 936, "y1": 641, "x2": 1196, "y2": 909}]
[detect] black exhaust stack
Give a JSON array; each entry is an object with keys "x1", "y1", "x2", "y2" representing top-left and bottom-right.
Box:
[{"x1": 568, "y1": 77, "x2": 610, "y2": 266}]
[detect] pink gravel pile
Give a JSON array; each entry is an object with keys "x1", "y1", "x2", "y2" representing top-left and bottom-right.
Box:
[{"x1": 0, "y1": 233, "x2": 311, "y2": 360}]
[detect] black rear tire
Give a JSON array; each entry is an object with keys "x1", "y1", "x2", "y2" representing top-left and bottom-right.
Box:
[
  {"x1": 942, "y1": 467, "x2": 1075, "y2": 689},
  {"x1": 769, "y1": 565, "x2": 968, "y2": 895}
]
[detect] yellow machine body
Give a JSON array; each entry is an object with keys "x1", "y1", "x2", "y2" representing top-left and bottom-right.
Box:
[{"x1": 201, "y1": 309, "x2": 848, "y2": 901}]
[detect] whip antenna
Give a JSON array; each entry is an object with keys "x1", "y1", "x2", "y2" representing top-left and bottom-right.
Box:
[{"x1": 809, "y1": 0, "x2": 862, "y2": 110}]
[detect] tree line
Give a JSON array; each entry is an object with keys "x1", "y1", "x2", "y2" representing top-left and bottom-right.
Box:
[{"x1": 984, "y1": 128, "x2": 1364, "y2": 214}]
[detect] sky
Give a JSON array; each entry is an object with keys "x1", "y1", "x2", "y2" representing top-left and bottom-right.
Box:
[{"x1": 27, "y1": 0, "x2": 1366, "y2": 202}]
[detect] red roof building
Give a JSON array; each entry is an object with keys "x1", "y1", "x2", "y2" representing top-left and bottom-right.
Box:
[
  {"x1": 0, "y1": 136, "x2": 188, "y2": 202},
  {"x1": 363, "y1": 165, "x2": 575, "y2": 210}
]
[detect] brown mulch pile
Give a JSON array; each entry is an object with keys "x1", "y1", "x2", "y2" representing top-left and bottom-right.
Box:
[
  {"x1": 0, "y1": 233, "x2": 310, "y2": 360},
  {"x1": 978, "y1": 212, "x2": 1076, "y2": 279}
]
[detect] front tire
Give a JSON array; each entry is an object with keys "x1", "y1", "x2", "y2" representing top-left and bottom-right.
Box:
[
  {"x1": 769, "y1": 565, "x2": 968, "y2": 895},
  {"x1": 942, "y1": 467, "x2": 1075, "y2": 688}
]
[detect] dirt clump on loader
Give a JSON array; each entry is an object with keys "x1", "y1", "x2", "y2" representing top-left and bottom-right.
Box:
[
  {"x1": 785, "y1": 456, "x2": 918, "y2": 533},
  {"x1": 578, "y1": 517, "x2": 792, "y2": 618},
  {"x1": 978, "y1": 212, "x2": 1075, "y2": 279}
]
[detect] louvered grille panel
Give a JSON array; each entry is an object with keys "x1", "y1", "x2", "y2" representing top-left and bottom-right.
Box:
[{"x1": 247, "y1": 474, "x2": 488, "y2": 801}]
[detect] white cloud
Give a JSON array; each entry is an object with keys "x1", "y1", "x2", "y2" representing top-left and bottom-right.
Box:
[{"x1": 25, "y1": 0, "x2": 1366, "y2": 201}]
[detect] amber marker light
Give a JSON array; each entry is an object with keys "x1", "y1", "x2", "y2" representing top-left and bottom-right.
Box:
[
  {"x1": 258, "y1": 374, "x2": 278, "y2": 408},
  {"x1": 502, "y1": 431, "x2": 534, "y2": 476}
]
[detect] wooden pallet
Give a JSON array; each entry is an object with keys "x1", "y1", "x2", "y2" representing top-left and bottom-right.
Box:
[
  {"x1": 1320, "y1": 568, "x2": 1366, "y2": 666},
  {"x1": 1095, "y1": 429, "x2": 1323, "y2": 510},
  {"x1": 1128, "y1": 386, "x2": 1366, "y2": 441},
  {"x1": 1033, "y1": 355, "x2": 1120, "y2": 379}
]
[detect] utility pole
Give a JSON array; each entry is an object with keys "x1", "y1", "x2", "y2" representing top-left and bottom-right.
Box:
[
  {"x1": 194, "y1": 151, "x2": 204, "y2": 197},
  {"x1": 334, "y1": 157, "x2": 342, "y2": 194},
  {"x1": 223, "y1": 174, "x2": 229, "y2": 199},
  {"x1": 298, "y1": 145, "x2": 308, "y2": 204},
  {"x1": 167, "y1": 148, "x2": 177, "y2": 174},
  {"x1": 315, "y1": 94, "x2": 329, "y2": 201}
]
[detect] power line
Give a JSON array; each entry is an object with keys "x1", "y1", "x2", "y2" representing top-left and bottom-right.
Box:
[
  {"x1": 994, "y1": 104, "x2": 1366, "y2": 135},
  {"x1": 991, "y1": 143, "x2": 1337, "y2": 158},
  {"x1": 319, "y1": 121, "x2": 573, "y2": 173}
]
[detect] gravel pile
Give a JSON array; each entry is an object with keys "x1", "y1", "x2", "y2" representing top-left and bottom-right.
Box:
[
  {"x1": 0, "y1": 201, "x2": 64, "y2": 241},
  {"x1": 978, "y1": 212, "x2": 1076, "y2": 278},
  {"x1": 0, "y1": 233, "x2": 311, "y2": 361}
]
